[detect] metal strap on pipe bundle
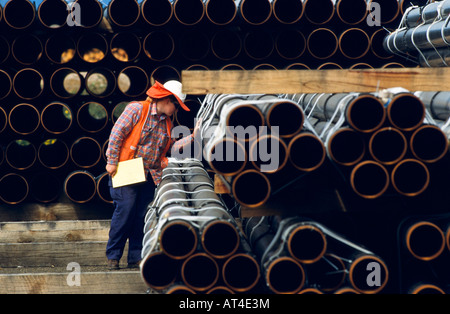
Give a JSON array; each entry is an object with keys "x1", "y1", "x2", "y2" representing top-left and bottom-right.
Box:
[
  {"x1": 140, "y1": 159, "x2": 260, "y2": 293},
  {"x1": 243, "y1": 215, "x2": 389, "y2": 294},
  {"x1": 383, "y1": 0, "x2": 450, "y2": 67}
]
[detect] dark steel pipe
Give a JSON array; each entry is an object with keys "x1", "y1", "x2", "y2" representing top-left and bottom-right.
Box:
[
  {"x1": 29, "y1": 172, "x2": 60, "y2": 203},
  {"x1": 243, "y1": 29, "x2": 274, "y2": 60},
  {"x1": 231, "y1": 169, "x2": 271, "y2": 207},
  {"x1": 272, "y1": 0, "x2": 303, "y2": 24},
  {"x1": 205, "y1": 0, "x2": 237, "y2": 25},
  {"x1": 321, "y1": 126, "x2": 366, "y2": 166},
  {"x1": 261, "y1": 98, "x2": 305, "y2": 138},
  {"x1": 239, "y1": 0, "x2": 273, "y2": 25},
  {"x1": 0, "y1": 173, "x2": 29, "y2": 204},
  {"x1": 0, "y1": 70, "x2": 11, "y2": 100},
  {"x1": 117, "y1": 66, "x2": 149, "y2": 97},
  {"x1": 265, "y1": 256, "x2": 306, "y2": 293},
  {"x1": 304, "y1": 0, "x2": 334, "y2": 25},
  {"x1": 391, "y1": 158, "x2": 430, "y2": 197},
  {"x1": 338, "y1": 28, "x2": 370, "y2": 60},
  {"x1": 410, "y1": 124, "x2": 448, "y2": 163},
  {"x1": 415, "y1": 91, "x2": 450, "y2": 121},
  {"x1": 405, "y1": 221, "x2": 445, "y2": 261},
  {"x1": 286, "y1": 224, "x2": 327, "y2": 264},
  {"x1": 418, "y1": 47, "x2": 450, "y2": 67},
  {"x1": 0, "y1": 107, "x2": 7, "y2": 134},
  {"x1": 45, "y1": 34, "x2": 76, "y2": 65},
  {"x1": 64, "y1": 170, "x2": 97, "y2": 203},
  {"x1": 150, "y1": 65, "x2": 180, "y2": 85},
  {"x1": 409, "y1": 283, "x2": 445, "y2": 294},
  {"x1": 50, "y1": 68, "x2": 83, "y2": 99},
  {"x1": 140, "y1": 251, "x2": 179, "y2": 290},
  {"x1": 11, "y1": 34, "x2": 43, "y2": 65},
  {"x1": 335, "y1": 0, "x2": 368, "y2": 25},
  {"x1": 369, "y1": 127, "x2": 408, "y2": 165},
  {"x1": 179, "y1": 29, "x2": 210, "y2": 62},
  {"x1": 4, "y1": 0, "x2": 35, "y2": 29},
  {"x1": 77, "y1": 102, "x2": 108, "y2": 133},
  {"x1": 368, "y1": 0, "x2": 400, "y2": 25},
  {"x1": 0, "y1": 36, "x2": 10, "y2": 64},
  {"x1": 173, "y1": 0, "x2": 206, "y2": 25},
  {"x1": 287, "y1": 131, "x2": 327, "y2": 171},
  {"x1": 8, "y1": 103, "x2": 40, "y2": 135},
  {"x1": 70, "y1": 137, "x2": 102, "y2": 168},
  {"x1": 348, "y1": 254, "x2": 389, "y2": 294},
  {"x1": 143, "y1": 31, "x2": 175, "y2": 62},
  {"x1": 222, "y1": 253, "x2": 261, "y2": 292},
  {"x1": 41, "y1": 102, "x2": 73, "y2": 135},
  {"x1": 181, "y1": 252, "x2": 220, "y2": 292},
  {"x1": 110, "y1": 32, "x2": 142, "y2": 63},
  {"x1": 38, "y1": 138, "x2": 70, "y2": 170},
  {"x1": 200, "y1": 215, "x2": 241, "y2": 259},
  {"x1": 250, "y1": 134, "x2": 289, "y2": 173},
  {"x1": 350, "y1": 160, "x2": 390, "y2": 199},
  {"x1": 371, "y1": 28, "x2": 394, "y2": 60},
  {"x1": 211, "y1": 29, "x2": 242, "y2": 61},
  {"x1": 387, "y1": 93, "x2": 425, "y2": 131},
  {"x1": 72, "y1": 0, "x2": 103, "y2": 28},
  {"x1": 159, "y1": 217, "x2": 198, "y2": 260},
  {"x1": 106, "y1": 0, "x2": 140, "y2": 27},
  {"x1": 206, "y1": 286, "x2": 235, "y2": 294},
  {"x1": 204, "y1": 137, "x2": 248, "y2": 176},
  {"x1": 5, "y1": 139, "x2": 36, "y2": 171},
  {"x1": 13, "y1": 68, "x2": 44, "y2": 100},
  {"x1": 275, "y1": 29, "x2": 306, "y2": 60},
  {"x1": 141, "y1": 0, "x2": 173, "y2": 26},
  {"x1": 38, "y1": 0, "x2": 67, "y2": 29},
  {"x1": 307, "y1": 28, "x2": 339, "y2": 60},
  {"x1": 166, "y1": 284, "x2": 197, "y2": 294},
  {"x1": 85, "y1": 68, "x2": 117, "y2": 98},
  {"x1": 77, "y1": 32, "x2": 108, "y2": 63}
]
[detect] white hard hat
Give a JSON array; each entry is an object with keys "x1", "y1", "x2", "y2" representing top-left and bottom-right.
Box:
[{"x1": 163, "y1": 80, "x2": 186, "y2": 102}]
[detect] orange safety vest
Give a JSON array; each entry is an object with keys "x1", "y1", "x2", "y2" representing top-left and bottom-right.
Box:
[{"x1": 119, "y1": 100, "x2": 172, "y2": 168}]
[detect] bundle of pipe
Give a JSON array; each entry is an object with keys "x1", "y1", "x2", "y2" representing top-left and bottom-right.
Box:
[
  {"x1": 397, "y1": 214, "x2": 450, "y2": 294},
  {"x1": 383, "y1": 0, "x2": 450, "y2": 67},
  {"x1": 140, "y1": 159, "x2": 261, "y2": 293},
  {"x1": 197, "y1": 93, "x2": 326, "y2": 208},
  {"x1": 289, "y1": 87, "x2": 448, "y2": 199},
  {"x1": 243, "y1": 215, "x2": 389, "y2": 294}
]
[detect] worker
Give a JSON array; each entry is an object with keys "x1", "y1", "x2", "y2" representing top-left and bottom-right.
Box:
[{"x1": 105, "y1": 80, "x2": 199, "y2": 269}]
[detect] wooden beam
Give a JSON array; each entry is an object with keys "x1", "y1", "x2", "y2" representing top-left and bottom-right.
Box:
[{"x1": 181, "y1": 68, "x2": 450, "y2": 95}]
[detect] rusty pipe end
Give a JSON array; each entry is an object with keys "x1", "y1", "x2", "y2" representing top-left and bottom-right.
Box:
[
  {"x1": 140, "y1": 251, "x2": 179, "y2": 290},
  {"x1": 327, "y1": 128, "x2": 366, "y2": 167},
  {"x1": 387, "y1": 93, "x2": 425, "y2": 132},
  {"x1": 181, "y1": 252, "x2": 220, "y2": 292},
  {"x1": 288, "y1": 132, "x2": 326, "y2": 172},
  {"x1": 232, "y1": 170, "x2": 271, "y2": 208},
  {"x1": 287, "y1": 224, "x2": 327, "y2": 264},
  {"x1": 201, "y1": 219, "x2": 240, "y2": 259},
  {"x1": 391, "y1": 158, "x2": 430, "y2": 197},
  {"x1": 222, "y1": 253, "x2": 261, "y2": 293},
  {"x1": 266, "y1": 256, "x2": 305, "y2": 294},
  {"x1": 369, "y1": 127, "x2": 408, "y2": 165},
  {"x1": 160, "y1": 220, "x2": 198, "y2": 260},
  {"x1": 406, "y1": 221, "x2": 445, "y2": 262},
  {"x1": 350, "y1": 160, "x2": 390, "y2": 199},
  {"x1": 410, "y1": 124, "x2": 449, "y2": 164},
  {"x1": 346, "y1": 94, "x2": 386, "y2": 133}
]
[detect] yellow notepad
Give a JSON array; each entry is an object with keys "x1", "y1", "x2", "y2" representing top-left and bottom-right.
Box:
[{"x1": 112, "y1": 157, "x2": 146, "y2": 188}]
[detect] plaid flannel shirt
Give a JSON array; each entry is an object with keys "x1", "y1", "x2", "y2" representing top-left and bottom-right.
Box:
[{"x1": 106, "y1": 101, "x2": 193, "y2": 185}]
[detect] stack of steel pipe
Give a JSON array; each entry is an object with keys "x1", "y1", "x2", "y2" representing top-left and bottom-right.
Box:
[
  {"x1": 243, "y1": 215, "x2": 389, "y2": 294},
  {"x1": 383, "y1": 0, "x2": 450, "y2": 67},
  {"x1": 140, "y1": 159, "x2": 261, "y2": 294},
  {"x1": 196, "y1": 93, "x2": 326, "y2": 208},
  {"x1": 288, "y1": 88, "x2": 448, "y2": 200}
]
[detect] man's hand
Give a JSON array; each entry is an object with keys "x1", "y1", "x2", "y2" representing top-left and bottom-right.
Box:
[{"x1": 106, "y1": 164, "x2": 118, "y2": 177}]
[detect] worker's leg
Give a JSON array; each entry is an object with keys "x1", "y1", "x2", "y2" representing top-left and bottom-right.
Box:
[
  {"x1": 106, "y1": 179, "x2": 139, "y2": 263},
  {"x1": 127, "y1": 178, "x2": 156, "y2": 264}
]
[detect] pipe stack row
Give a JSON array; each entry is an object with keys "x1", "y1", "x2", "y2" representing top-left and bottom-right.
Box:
[
  {"x1": 383, "y1": 0, "x2": 450, "y2": 67},
  {"x1": 140, "y1": 159, "x2": 262, "y2": 294},
  {"x1": 196, "y1": 93, "x2": 327, "y2": 208},
  {"x1": 289, "y1": 88, "x2": 449, "y2": 200},
  {"x1": 243, "y1": 215, "x2": 389, "y2": 294}
]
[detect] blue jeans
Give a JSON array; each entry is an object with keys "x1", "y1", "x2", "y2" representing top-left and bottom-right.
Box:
[{"x1": 106, "y1": 176, "x2": 155, "y2": 263}]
